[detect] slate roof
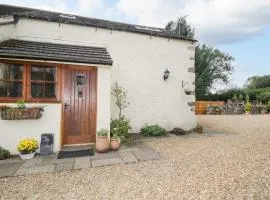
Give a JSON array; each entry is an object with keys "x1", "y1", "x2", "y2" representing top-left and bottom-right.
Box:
[
  {"x1": 0, "y1": 39, "x2": 113, "y2": 65},
  {"x1": 0, "y1": 4, "x2": 197, "y2": 42}
]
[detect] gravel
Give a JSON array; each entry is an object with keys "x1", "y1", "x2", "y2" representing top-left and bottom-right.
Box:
[{"x1": 1, "y1": 115, "x2": 269, "y2": 200}]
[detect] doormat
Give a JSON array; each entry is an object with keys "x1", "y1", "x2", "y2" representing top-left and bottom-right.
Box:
[{"x1": 57, "y1": 149, "x2": 94, "y2": 159}]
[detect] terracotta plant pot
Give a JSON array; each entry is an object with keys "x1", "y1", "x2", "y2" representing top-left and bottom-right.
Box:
[
  {"x1": 95, "y1": 136, "x2": 110, "y2": 153},
  {"x1": 110, "y1": 137, "x2": 121, "y2": 150},
  {"x1": 245, "y1": 111, "x2": 251, "y2": 115}
]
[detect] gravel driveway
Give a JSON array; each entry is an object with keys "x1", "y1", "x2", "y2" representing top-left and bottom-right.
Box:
[{"x1": 1, "y1": 115, "x2": 270, "y2": 200}]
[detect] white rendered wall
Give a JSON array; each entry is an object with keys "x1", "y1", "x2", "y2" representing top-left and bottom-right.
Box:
[
  {"x1": 0, "y1": 23, "x2": 16, "y2": 42},
  {"x1": 0, "y1": 104, "x2": 62, "y2": 154},
  {"x1": 96, "y1": 67, "x2": 111, "y2": 131},
  {"x1": 2, "y1": 18, "x2": 196, "y2": 133}
]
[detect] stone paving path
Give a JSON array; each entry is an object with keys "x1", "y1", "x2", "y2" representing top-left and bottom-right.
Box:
[{"x1": 0, "y1": 143, "x2": 160, "y2": 178}]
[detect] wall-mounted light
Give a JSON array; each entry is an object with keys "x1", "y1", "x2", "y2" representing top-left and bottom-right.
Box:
[{"x1": 163, "y1": 69, "x2": 170, "y2": 81}]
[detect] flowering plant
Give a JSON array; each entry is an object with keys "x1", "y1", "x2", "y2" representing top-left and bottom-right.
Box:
[
  {"x1": 17, "y1": 138, "x2": 39, "y2": 154},
  {"x1": 245, "y1": 101, "x2": 252, "y2": 112},
  {"x1": 0, "y1": 105, "x2": 10, "y2": 112}
]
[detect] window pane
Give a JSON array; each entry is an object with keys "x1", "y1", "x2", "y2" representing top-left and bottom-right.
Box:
[
  {"x1": 31, "y1": 83, "x2": 44, "y2": 97},
  {"x1": 10, "y1": 64, "x2": 23, "y2": 80},
  {"x1": 31, "y1": 66, "x2": 44, "y2": 81},
  {"x1": 0, "y1": 63, "x2": 9, "y2": 80},
  {"x1": 45, "y1": 67, "x2": 56, "y2": 81},
  {"x1": 0, "y1": 81, "x2": 8, "y2": 97},
  {"x1": 45, "y1": 83, "x2": 56, "y2": 98},
  {"x1": 9, "y1": 82, "x2": 22, "y2": 97}
]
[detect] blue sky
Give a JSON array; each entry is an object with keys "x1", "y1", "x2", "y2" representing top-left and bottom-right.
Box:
[
  {"x1": 0, "y1": 0, "x2": 269, "y2": 87},
  {"x1": 218, "y1": 27, "x2": 270, "y2": 88}
]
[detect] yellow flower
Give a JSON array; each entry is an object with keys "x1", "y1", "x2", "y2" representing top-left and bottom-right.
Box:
[{"x1": 17, "y1": 138, "x2": 39, "y2": 154}]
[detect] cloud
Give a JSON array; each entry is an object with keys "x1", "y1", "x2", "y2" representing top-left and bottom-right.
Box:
[
  {"x1": 78, "y1": 0, "x2": 104, "y2": 10},
  {"x1": 0, "y1": 0, "x2": 69, "y2": 13},
  {"x1": 116, "y1": 0, "x2": 270, "y2": 44}
]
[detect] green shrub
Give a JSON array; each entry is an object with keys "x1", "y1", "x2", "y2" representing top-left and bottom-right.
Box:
[
  {"x1": 197, "y1": 87, "x2": 270, "y2": 103},
  {"x1": 110, "y1": 117, "x2": 131, "y2": 143},
  {"x1": 0, "y1": 147, "x2": 10, "y2": 160},
  {"x1": 232, "y1": 94, "x2": 238, "y2": 101},
  {"x1": 141, "y1": 125, "x2": 166, "y2": 136},
  {"x1": 267, "y1": 100, "x2": 270, "y2": 113},
  {"x1": 238, "y1": 94, "x2": 243, "y2": 101},
  {"x1": 245, "y1": 101, "x2": 252, "y2": 112}
]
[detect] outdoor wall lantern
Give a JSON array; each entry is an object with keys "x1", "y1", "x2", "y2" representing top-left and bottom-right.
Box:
[{"x1": 163, "y1": 69, "x2": 170, "y2": 81}]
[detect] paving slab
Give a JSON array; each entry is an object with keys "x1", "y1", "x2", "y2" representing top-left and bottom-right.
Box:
[
  {"x1": 118, "y1": 150, "x2": 138, "y2": 163},
  {"x1": 20, "y1": 157, "x2": 42, "y2": 168},
  {"x1": 39, "y1": 154, "x2": 58, "y2": 165},
  {"x1": 91, "y1": 158, "x2": 123, "y2": 167},
  {"x1": 0, "y1": 142, "x2": 160, "y2": 177},
  {"x1": 0, "y1": 158, "x2": 23, "y2": 164},
  {"x1": 132, "y1": 146, "x2": 160, "y2": 161},
  {"x1": 91, "y1": 151, "x2": 119, "y2": 161},
  {"x1": 53, "y1": 157, "x2": 75, "y2": 164},
  {"x1": 74, "y1": 156, "x2": 91, "y2": 169},
  {"x1": 54, "y1": 163, "x2": 74, "y2": 172},
  {"x1": 14, "y1": 165, "x2": 55, "y2": 176},
  {"x1": 0, "y1": 162, "x2": 24, "y2": 177}
]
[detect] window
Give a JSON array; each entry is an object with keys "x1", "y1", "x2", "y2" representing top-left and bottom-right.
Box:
[
  {"x1": 0, "y1": 61, "x2": 59, "y2": 102},
  {"x1": 0, "y1": 63, "x2": 23, "y2": 97},
  {"x1": 30, "y1": 65, "x2": 57, "y2": 98}
]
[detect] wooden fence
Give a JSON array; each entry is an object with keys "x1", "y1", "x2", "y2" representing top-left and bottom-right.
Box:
[{"x1": 195, "y1": 101, "x2": 225, "y2": 115}]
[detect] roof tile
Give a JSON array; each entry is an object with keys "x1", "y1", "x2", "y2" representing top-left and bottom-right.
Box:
[{"x1": 0, "y1": 39, "x2": 113, "y2": 65}]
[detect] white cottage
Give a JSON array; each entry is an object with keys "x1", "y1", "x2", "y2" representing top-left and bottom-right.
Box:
[{"x1": 0, "y1": 4, "x2": 197, "y2": 154}]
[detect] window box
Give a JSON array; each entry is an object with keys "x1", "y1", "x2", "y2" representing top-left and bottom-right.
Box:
[{"x1": 0, "y1": 106, "x2": 44, "y2": 120}]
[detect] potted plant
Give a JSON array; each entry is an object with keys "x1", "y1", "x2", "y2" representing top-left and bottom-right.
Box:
[
  {"x1": 95, "y1": 129, "x2": 110, "y2": 153},
  {"x1": 110, "y1": 134, "x2": 121, "y2": 150},
  {"x1": 17, "y1": 138, "x2": 39, "y2": 160},
  {"x1": 245, "y1": 101, "x2": 252, "y2": 115}
]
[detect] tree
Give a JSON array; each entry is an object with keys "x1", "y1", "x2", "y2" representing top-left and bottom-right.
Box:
[
  {"x1": 165, "y1": 16, "x2": 194, "y2": 39},
  {"x1": 165, "y1": 17, "x2": 234, "y2": 100},
  {"x1": 245, "y1": 75, "x2": 270, "y2": 89},
  {"x1": 195, "y1": 44, "x2": 234, "y2": 100},
  {"x1": 111, "y1": 82, "x2": 129, "y2": 119}
]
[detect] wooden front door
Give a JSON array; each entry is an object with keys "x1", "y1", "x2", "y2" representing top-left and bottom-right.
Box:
[{"x1": 63, "y1": 65, "x2": 97, "y2": 145}]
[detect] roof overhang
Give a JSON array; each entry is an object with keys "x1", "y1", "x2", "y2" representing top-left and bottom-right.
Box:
[{"x1": 0, "y1": 39, "x2": 113, "y2": 66}]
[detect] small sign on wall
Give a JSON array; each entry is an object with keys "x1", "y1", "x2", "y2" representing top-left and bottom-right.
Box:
[{"x1": 40, "y1": 133, "x2": 54, "y2": 155}]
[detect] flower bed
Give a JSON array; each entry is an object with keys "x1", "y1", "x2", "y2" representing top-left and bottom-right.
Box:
[{"x1": 0, "y1": 106, "x2": 44, "y2": 120}]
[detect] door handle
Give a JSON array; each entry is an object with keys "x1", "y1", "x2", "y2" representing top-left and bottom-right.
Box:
[{"x1": 64, "y1": 103, "x2": 71, "y2": 109}]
